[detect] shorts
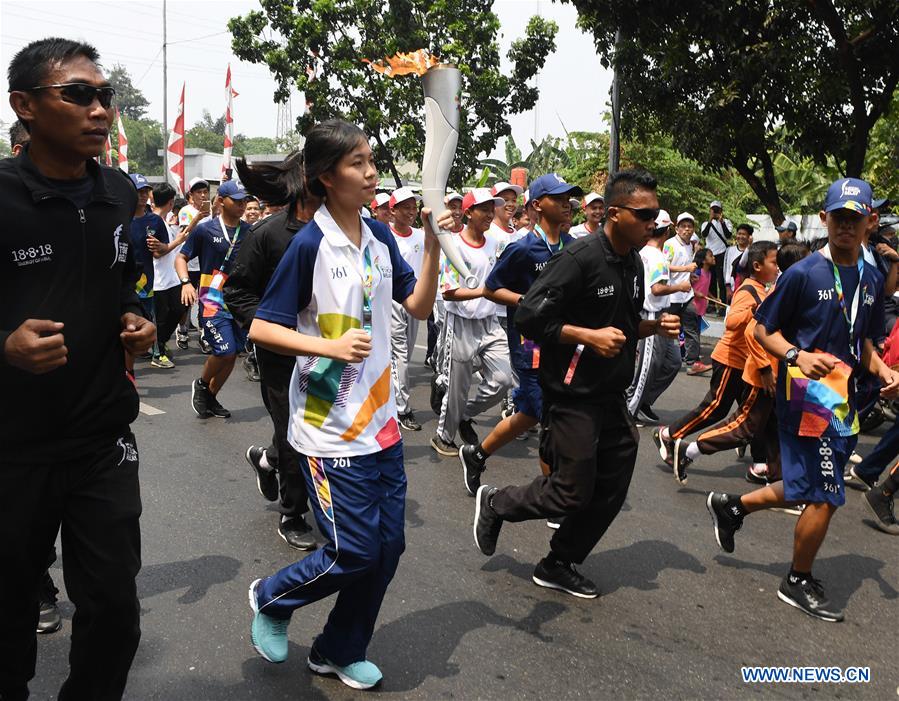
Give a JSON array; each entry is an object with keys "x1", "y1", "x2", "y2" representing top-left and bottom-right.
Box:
[
  {"x1": 201, "y1": 315, "x2": 246, "y2": 357},
  {"x1": 512, "y1": 369, "x2": 542, "y2": 421},
  {"x1": 779, "y1": 431, "x2": 857, "y2": 506}
]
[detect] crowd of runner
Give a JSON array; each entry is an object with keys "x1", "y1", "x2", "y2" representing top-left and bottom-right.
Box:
[{"x1": 3, "y1": 37, "x2": 899, "y2": 700}]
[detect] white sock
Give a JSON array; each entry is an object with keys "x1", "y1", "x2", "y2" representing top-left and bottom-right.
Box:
[
  {"x1": 752, "y1": 462, "x2": 767, "y2": 472},
  {"x1": 685, "y1": 442, "x2": 701, "y2": 460},
  {"x1": 259, "y1": 451, "x2": 271, "y2": 470}
]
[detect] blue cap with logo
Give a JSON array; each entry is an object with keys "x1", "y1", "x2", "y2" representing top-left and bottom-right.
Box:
[
  {"x1": 218, "y1": 179, "x2": 248, "y2": 200},
  {"x1": 528, "y1": 173, "x2": 584, "y2": 201},
  {"x1": 824, "y1": 177, "x2": 872, "y2": 214},
  {"x1": 129, "y1": 173, "x2": 151, "y2": 191}
]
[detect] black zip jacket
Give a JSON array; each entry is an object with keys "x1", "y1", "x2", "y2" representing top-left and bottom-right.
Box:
[
  {"x1": 223, "y1": 204, "x2": 305, "y2": 331},
  {"x1": 0, "y1": 149, "x2": 141, "y2": 463},
  {"x1": 515, "y1": 230, "x2": 645, "y2": 404}
]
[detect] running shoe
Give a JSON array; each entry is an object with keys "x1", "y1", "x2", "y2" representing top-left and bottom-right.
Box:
[
  {"x1": 745, "y1": 463, "x2": 768, "y2": 484},
  {"x1": 430, "y1": 434, "x2": 458, "y2": 457},
  {"x1": 245, "y1": 446, "x2": 279, "y2": 501},
  {"x1": 653, "y1": 427, "x2": 674, "y2": 465},
  {"x1": 207, "y1": 393, "x2": 231, "y2": 419},
  {"x1": 459, "y1": 444, "x2": 485, "y2": 496},
  {"x1": 248, "y1": 579, "x2": 289, "y2": 662},
  {"x1": 278, "y1": 516, "x2": 318, "y2": 550},
  {"x1": 637, "y1": 404, "x2": 660, "y2": 424},
  {"x1": 672, "y1": 438, "x2": 691, "y2": 484},
  {"x1": 546, "y1": 516, "x2": 563, "y2": 530},
  {"x1": 863, "y1": 488, "x2": 899, "y2": 535},
  {"x1": 845, "y1": 465, "x2": 875, "y2": 492},
  {"x1": 307, "y1": 643, "x2": 383, "y2": 690},
  {"x1": 244, "y1": 354, "x2": 260, "y2": 382},
  {"x1": 429, "y1": 375, "x2": 445, "y2": 415},
  {"x1": 398, "y1": 412, "x2": 422, "y2": 431},
  {"x1": 199, "y1": 335, "x2": 212, "y2": 355},
  {"x1": 777, "y1": 574, "x2": 844, "y2": 622},
  {"x1": 532, "y1": 558, "x2": 598, "y2": 599},
  {"x1": 191, "y1": 378, "x2": 212, "y2": 418},
  {"x1": 458, "y1": 419, "x2": 478, "y2": 445},
  {"x1": 150, "y1": 354, "x2": 175, "y2": 369},
  {"x1": 176, "y1": 329, "x2": 189, "y2": 350},
  {"x1": 706, "y1": 492, "x2": 743, "y2": 553},
  {"x1": 36, "y1": 571, "x2": 61, "y2": 634},
  {"x1": 473, "y1": 485, "x2": 502, "y2": 556},
  {"x1": 686, "y1": 361, "x2": 712, "y2": 376},
  {"x1": 735, "y1": 444, "x2": 747, "y2": 459},
  {"x1": 848, "y1": 451, "x2": 863, "y2": 465}
]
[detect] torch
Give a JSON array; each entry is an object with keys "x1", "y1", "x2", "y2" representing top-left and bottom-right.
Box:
[{"x1": 364, "y1": 52, "x2": 478, "y2": 288}]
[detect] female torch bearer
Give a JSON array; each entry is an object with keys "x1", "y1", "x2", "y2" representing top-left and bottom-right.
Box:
[{"x1": 420, "y1": 65, "x2": 478, "y2": 288}]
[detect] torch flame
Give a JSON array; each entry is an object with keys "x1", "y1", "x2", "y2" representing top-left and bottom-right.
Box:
[{"x1": 363, "y1": 49, "x2": 440, "y2": 77}]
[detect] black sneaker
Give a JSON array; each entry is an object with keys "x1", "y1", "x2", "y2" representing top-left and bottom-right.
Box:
[
  {"x1": 191, "y1": 378, "x2": 212, "y2": 418},
  {"x1": 207, "y1": 393, "x2": 231, "y2": 419},
  {"x1": 532, "y1": 558, "x2": 598, "y2": 599},
  {"x1": 398, "y1": 412, "x2": 422, "y2": 431},
  {"x1": 430, "y1": 434, "x2": 458, "y2": 457},
  {"x1": 706, "y1": 492, "x2": 743, "y2": 553},
  {"x1": 637, "y1": 404, "x2": 660, "y2": 424},
  {"x1": 777, "y1": 574, "x2": 844, "y2": 622},
  {"x1": 473, "y1": 485, "x2": 502, "y2": 556},
  {"x1": 176, "y1": 329, "x2": 189, "y2": 350},
  {"x1": 863, "y1": 488, "x2": 899, "y2": 535},
  {"x1": 430, "y1": 375, "x2": 445, "y2": 415},
  {"x1": 199, "y1": 335, "x2": 212, "y2": 355},
  {"x1": 652, "y1": 427, "x2": 674, "y2": 465},
  {"x1": 246, "y1": 446, "x2": 279, "y2": 501},
  {"x1": 37, "y1": 601, "x2": 62, "y2": 634},
  {"x1": 672, "y1": 437, "x2": 691, "y2": 484},
  {"x1": 458, "y1": 419, "x2": 478, "y2": 445},
  {"x1": 244, "y1": 354, "x2": 260, "y2": 382},
  {"x1": 278, "y1": 516, "x2": 317, "y2": 550},
  {"x1": 459, "y1": 444, "x2": 485, "y2": 496}
]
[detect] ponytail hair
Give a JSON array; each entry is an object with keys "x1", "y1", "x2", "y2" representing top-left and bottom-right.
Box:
[{"x1": 235, "y1": 119, "x2": 367, "y2": 207}]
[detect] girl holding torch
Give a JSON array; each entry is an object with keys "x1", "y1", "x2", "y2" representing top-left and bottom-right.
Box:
[{"x1": 246, "y1": 119, "x2": 449, "y2": 690}]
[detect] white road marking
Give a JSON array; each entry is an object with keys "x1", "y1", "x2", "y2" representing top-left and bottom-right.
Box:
[{"x1": 140, "y1": 402, "x2": 166, "y2": 416}]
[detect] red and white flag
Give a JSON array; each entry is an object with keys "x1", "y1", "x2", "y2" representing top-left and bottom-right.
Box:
[
  {"x1": 116, "y1": 108, "x2": 129, "y2": 173},
  {"x1": 221, "y1": 65, "x2": 238, "y2": 179},
  {"x1": 103, "y1": 134, "x2": 113, "y2": 166},
  {"x1": 167, "y1": 82, "x2": 186, "y2": 195}
]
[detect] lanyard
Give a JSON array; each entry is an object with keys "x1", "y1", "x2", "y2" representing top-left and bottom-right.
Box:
[
  {"x1": 534, "y1": 224, "x2": 563, "y2": 254},
  {"x1": 341, "y1": 242, "x2": 374, "y2": 333},
  {"x1": 218, "y1": 215, "x2": 242, "y2": 263},
  {"x1": 820, "y1": 245, "x2": 865, "y2": 360}
]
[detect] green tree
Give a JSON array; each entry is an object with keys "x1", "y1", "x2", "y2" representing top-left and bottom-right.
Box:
[
  {"x1": 228, "y1": 0, "x2": 558, "y2": 187},
  {"x1": 107, "y1": 64, "x2": 150, "y2": 120},
  {"x1": 233, "y1": 135, "x2": 279, "y2": 156},
  {"x1": 479, "y1": 136, "x2": 571, "y2": 183},
  {"x1": 111, "y1": 116, "x2": 163, "y2": 175},
  {"x1": 866, "y1": 87, "x2": 899, "y2": 199},
  {"x1": 566, "y1": 0, "x2": 899, "y2": 223}
]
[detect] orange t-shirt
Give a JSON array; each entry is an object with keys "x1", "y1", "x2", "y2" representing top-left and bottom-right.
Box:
[{"x1": 711, "y1": 278, "x2": 768, "y2": 370}]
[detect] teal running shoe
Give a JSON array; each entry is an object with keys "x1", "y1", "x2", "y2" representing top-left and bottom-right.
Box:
[
  {"x1": 307, "y1": 644, "x2": 382, "y2": 690},
  {"x1": 248, "y1": 579, "x2": 289, "y2": 663}
]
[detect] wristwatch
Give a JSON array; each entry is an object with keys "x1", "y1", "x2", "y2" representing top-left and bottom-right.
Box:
[
  {"x1": 784, "y1": 347, "x2": 800, "y2": 366},
  {"x1": 180, "y1": 277, "x2": 190, "y2": 285}
]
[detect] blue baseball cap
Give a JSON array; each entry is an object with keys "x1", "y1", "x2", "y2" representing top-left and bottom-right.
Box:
[
  {"x1": 218, "y1": 180, "x2": 248, "y2": 200},
  {"x1": 824, "y1": 177, "x2": 872, "y2": 214},
  {"x1": 129, "y1": 173, "x2": 151, "y2": 190},
  {"x1": 528, "y1": 173, "x2": 584, "y2": 201}
]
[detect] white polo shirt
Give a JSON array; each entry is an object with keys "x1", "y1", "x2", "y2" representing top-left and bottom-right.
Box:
[
  {"x1": 256, "y1": 204, "x2": 417, "y2": 458},
  {"x1": 440, "y1": 230, "x2": 502, "y2": 320},
  {"x1": 390, "y1": 225, "x2": 425, "y2": 277}
]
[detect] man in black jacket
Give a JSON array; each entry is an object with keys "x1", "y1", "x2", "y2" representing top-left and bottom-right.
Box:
[
  {"x1": 472, "y1": 170, "x2": 680, "y2": 598},
  {"x1": 1, "y1": 38, "x2": 154, "y2": 700},
  {"x1": 223, "y1": 162, "x2": 318, "y2": 551}
]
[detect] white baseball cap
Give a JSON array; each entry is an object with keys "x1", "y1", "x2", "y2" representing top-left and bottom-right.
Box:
[
  {"x1": 569, "y1": 198, "x2": 581, "y2": 210},
  {"x1": 463, "y1": 188, "x2": 505, "y2": 212},
  {"x1": 491, "y1": 181, "x2": 524, "y2": 198},
  {"x1": 655, "y1": 209, "x2": 672, "y2": 228},
  {"x1": 583, "y1": 192, "x2": 604, "y2": 206},
  {"x1": 444, "y1": 191, "x2": 463, "y2": 204},
  {"x1": 676, "y1": 212, "x2": 695, "y2": 224},
  {"x1": 370, "y1": 192, "x2": 390, "y2": 209},
  {"x1": 389, "y1": 186, "x2": 422, "y2": 208},
  {"x1": 188, "y1": 177, "x2": 209, "y2": 192}
]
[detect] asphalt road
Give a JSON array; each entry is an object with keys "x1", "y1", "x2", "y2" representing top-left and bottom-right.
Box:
[{"x1": 30, "y1": 330, "x2": 898, "y2": 700}]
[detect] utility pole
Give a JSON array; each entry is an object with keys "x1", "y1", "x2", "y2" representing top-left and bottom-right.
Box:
[
  {"x1": 608, "y1": 29, "x2": 621, "y2": 177},
  {"x1": 162, "y1": 0, "x2": 168, "y2": 174}
]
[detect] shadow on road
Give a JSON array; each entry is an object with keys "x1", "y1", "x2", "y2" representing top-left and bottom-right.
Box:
[{"x1": 138, "y1": 554, "x2": 242, "y2": 604}]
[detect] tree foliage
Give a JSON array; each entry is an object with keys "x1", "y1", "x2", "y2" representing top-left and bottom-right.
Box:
[
  {"x1": 107, "y1": 64, "x2": 150, "y2": 120},
  {"x1": 479, "y1": 135, "x2": 571, "y2": 183},
  {"x1": 228, "y1": 0, "x2": 558, "y2": 187},
  {"x1": 566, "y1": 0, "x2": 899, "y2": 223}
]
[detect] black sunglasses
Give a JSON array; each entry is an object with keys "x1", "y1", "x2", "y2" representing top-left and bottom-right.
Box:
[
  {"x1": 24, "y1": 82, "x2": 116, "y2": 108},
  {"x1": 610, "y1": 204, "x2": 660, "y2": 222}
]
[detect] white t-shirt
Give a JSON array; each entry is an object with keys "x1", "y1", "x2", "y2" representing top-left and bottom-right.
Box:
[
  {"x1": 702, "y1": 218, "x2": 733, "y2": 256},
  {"x1": 488, "y1": 222, "x2": 513, "y2": 317},
  {"x1": 390, "y1": 225, "x2": 425, "y2": 277},
  {"x1": 568, "y1": 222, "x2": 597, "y2": 239},
  {"x1": 153, "y1": 222, "x2": 183, "y2": 291},
  {"x1": 723, "y1": 244, "x2": 746, "y2": 289},
  {"x1": 640, "y1": 244, "x2": 671, "y2": 313},
  {"x1": 440, "y1": 231, "x2": 502, "y2": 320},
  {"x1": 178, "y1": 205, "x2": 201, "y2": 272},
  {"x1": 254, "y1": 205, "x2": 417, "y2": 458},
  {"x1": 663, "y1": 235, "x2": 695, "y2": 304}
]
